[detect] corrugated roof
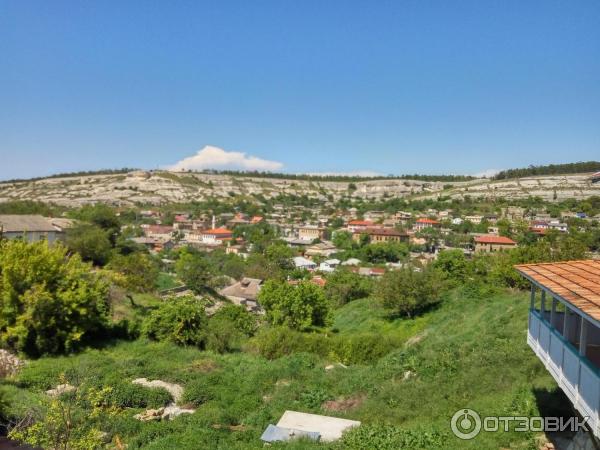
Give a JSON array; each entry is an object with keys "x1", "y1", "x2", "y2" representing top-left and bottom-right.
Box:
[
  {"x1": 0, "y1": 215, "x2": 57, "y2": 233},
  {"x1": 515, "y1": 260, "x2": 600, "y2": 321}
]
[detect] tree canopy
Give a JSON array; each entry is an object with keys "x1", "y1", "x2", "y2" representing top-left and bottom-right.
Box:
[{"x1": 0, "y1": 240, "x2": 110, "y2": 356}]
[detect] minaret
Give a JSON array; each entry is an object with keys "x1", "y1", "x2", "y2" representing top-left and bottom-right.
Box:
[{"x1": 212, "y1": 215, "x2": 216, "y2": 229}]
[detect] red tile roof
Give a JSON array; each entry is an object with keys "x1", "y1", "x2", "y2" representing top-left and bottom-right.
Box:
[
  {"x1": 416, "y1": 218, "x2": 440, "y2": 224},
  {"x1": 146, "y1": 225, "x2": 173, "y2": 234},
  {"x1": 202, "y1": 228, "x2": 233, "y2": 235},
  {"x1": 348, "y1": 220, "x2": 374, "y2": 226},
  {"x1": 515, "y1": 260, "x2": 600, "y2": 321},
  {"x1": 474, "y1": 235, "x2": 516, "y2": 245}
]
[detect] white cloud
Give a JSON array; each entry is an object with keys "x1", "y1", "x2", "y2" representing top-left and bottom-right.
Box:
[
  {"x1": 168, "y1": 145, "x2": 283, "y2": 172},
  {"x1": 473, "y1": 168, "x2": 501, "y2": 178}
]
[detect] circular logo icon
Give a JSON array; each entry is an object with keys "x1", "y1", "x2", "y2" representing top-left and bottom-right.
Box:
[{"x1": 451, "y1": 409, "x2": 482, "y2": 440}]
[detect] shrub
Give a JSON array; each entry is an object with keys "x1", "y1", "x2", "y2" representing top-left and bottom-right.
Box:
[
  {"x1": 141, "y1": 296, "x2": 207, "y2": 347},
  {"x1": 65, "y1": 223, "x2": 112, "y2": 266},
  {"x1": 108, "y1": 382, "x2": 172, "y2": 409},
  {"x1": 247, "y1": 327, "x2": 398, "y2": 364},
  {"x1": 340, "y1": 424, "x2": 446, "y2": 449},
  {"x1": 0, "y1": 240, "x2": 110, "y2": 357},
  {"x1": 258, "y1": 280, "x2": 331, "y2": 331},
  {"x1": 374, "y1": 265, "x2": 446, "y2": 318},
  {"x1": 325, "y1": 269, "x2": 373, "y2": 306}
]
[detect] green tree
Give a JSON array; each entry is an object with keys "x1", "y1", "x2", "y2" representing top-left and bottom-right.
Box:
[
  {"x1": 325, "y1": 268, "x2": 373, "y2": 306},
  {"x1": 375, "y1": 266, "x2": 445, "y2": 318},
  {"x1": 65, "y1": 224, "x2": 112, "y2": 266},
  {"x1": 258, "y1": 280, "x2": 331, "y2": 330},
  {"x1": 142, "y1": 296, "x2": 207, "y2": 346},
  {"x1": 175, "y1": 250, "x2": 214, "y2": 294},
  {"x1": 9, "y1": 374, "x2": 117, "y2": 450},
  {"x1": 264, "y1": 242, "x2": 295, "y2": 270},
  {"x1": 0, "y1": 240, "x2": 110, "y2": 356},
  {"x1": 432, "y1": 249, "x2": 469, "y2": 286},
  {"x1": 332, "y1": 231, "x2": 354, "y2": 250},
  {"x1": 107, "y1": 253, "x2": 159, "y2": 306}
]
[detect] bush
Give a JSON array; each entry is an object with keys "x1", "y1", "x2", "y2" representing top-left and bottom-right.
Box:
[
  {"x1": 65, "y1": 223, "x2": 112, "y2": 266},
  {"x1": 247, "y1": 327, "x2": 398, "y2": 364},
  {"x1": 258, "y1": 280, "x2": 331, "y2": 331},
  {"x1": 108, "y1": 382, "x2": 172, "y2": 409},
  {"x1": 374, "y1": 265, "x2": 446, "y2": 318},
  {"x1": 325, "y1": 269, "x2": 373, "y2": 306},
  {"x1": 0, "y1": 240, "x2": 110, "y2": 357},
  {"x1": 142, "y1": 296, "x2": 207, "y2": 347},
  {"x1": 340, "y1": 424, "x2": 446, "y2": 449}
]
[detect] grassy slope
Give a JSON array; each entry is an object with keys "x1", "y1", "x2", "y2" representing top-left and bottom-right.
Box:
[{"x1": 1, "y1": 290, "x2": 570, "y2": 449}]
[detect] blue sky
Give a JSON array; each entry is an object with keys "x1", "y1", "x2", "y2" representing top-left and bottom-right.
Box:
[{"x1": 1, "y1": 0, "x2": 599, "y2": 180}]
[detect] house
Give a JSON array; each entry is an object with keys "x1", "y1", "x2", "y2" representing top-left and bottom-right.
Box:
[
  {"x1": 474, "y1": 235, "x2": 517, "y2": 253},
  {"x1": 413, "y1": 218, "x2": 440, "y2": 232},
  {"x1": 548, "y1": 220, "x2": 568, "y2": 233},
  {"x1": 297, "y1": 225, "x2": 325, "y2": 242},
  {"x1": 364, "y1": 210, "x2": 385, "y2": 221},
  {"x1": 354, "y1": 267, "x2": 385, "y2": 277},
  {"x1": 394, "y1": 211, "x2": 412, "y2": 221},
  {"x1": 219, "y1": 277, "x2": 263, "y2": 313},
  {"x1": 0, "y1": 215, "x2": 63, "y2": 243},
  {"x1": 293, "y1": 256, "x2": 317, "y2": 270},
  {"x1": 451, "y1": 217, "x2": 463, "y2": 225},
  {"x1": 318, "y1": 259, "x2": 340, "y2": 273},
  {"x1": 464, "y1": 215, "x2": 484, "y2": 224},
  {"x1": 305, "y1": 241, "x2": 338, "y2": 257},
  {"x1": 516, "y1": 260, "x2": 600, "y2": 440},
  {"x1": 502, "y1": 206, "x2": 525, "y2": 221},
  {"x1": 346, "y1": 219, "x2": 374, "y2": 233},
  {"x1": 227, "y1": 213, "x2": 250, "y2": 228},
  {"x1": 530, "y1": 220, "x2": 550, "y2": 231},
  {"x1": 487, "y1": 226, "x2": 499, "y2": 235},
  {"x1": 341, "y1": 258, "x2": 361, "y2": 266},
  {"x1": 352, "y1": 227, "x2": 409, "y2": 243},
  {"x1": 145, "y1": 225, "x2": 174, "y2": 240},
  {"x1": 199, "y1": 228, "x2": 234, "y2": 245},
  {"x1": 437, "y1": 210, "x2": 451, "y2": 220},
  {"x1": 131, "y1": 236, "x2": 174, "y2": 252}
]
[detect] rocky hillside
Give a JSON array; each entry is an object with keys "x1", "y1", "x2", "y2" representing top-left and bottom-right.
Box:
[{"x1": 0, "y1": 170, "x2": 598, "y2": 207}]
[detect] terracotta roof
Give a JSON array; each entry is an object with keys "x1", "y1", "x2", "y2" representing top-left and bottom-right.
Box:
[
  {"x1": 202, "y1": 228, "x2": 233, "y2": 235},
  {"x1": 515, "y1": 260, "x2": 600, "y2": 321},
  {"x1": 416, "y1": 218, "x2": 439, "y2": 224},
  {"x1": 146, "y1": 225, "x2": 174, "y2": 234},
  {"x1": 474, "y1": 235, "x2": 516, "y2": 245}
]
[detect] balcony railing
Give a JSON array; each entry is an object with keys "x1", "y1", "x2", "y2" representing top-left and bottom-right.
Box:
[{"x1": 528, "y1": 309, "x2": 600, "y2": 436}]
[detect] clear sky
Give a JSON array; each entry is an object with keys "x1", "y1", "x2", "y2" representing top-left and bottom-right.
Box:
[{"x1": 1, "y1": 0, "x2": 599, "y2": 180}]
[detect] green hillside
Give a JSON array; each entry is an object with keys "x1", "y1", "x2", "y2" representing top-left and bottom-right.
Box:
[{"x1": 0, "y1": 289, "x2": 568, "y2": 449}]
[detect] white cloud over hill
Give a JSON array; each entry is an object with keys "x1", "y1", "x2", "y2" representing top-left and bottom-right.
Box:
[{"x1": 169, "y1": 145, "x2": 283, "y2": 172}]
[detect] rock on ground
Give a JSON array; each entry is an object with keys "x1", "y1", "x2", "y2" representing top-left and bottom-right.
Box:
[
  {"x1": 132, "y1": 378, "x2": 184, "y2": 403},
  {"x1": 0, "y1": 350, "x2": 24, "y2": 378}
]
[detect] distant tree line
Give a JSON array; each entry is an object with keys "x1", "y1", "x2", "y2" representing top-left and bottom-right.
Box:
[
  {"x1": 177, "y1": 169, "x2": 476, "y2": 183},
  {"x1": 493, "y1": 161, "x2": 600, "y2": 181},
  {"x1": 0, "y1": 168, "x2": 138, "y2": 184}
]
